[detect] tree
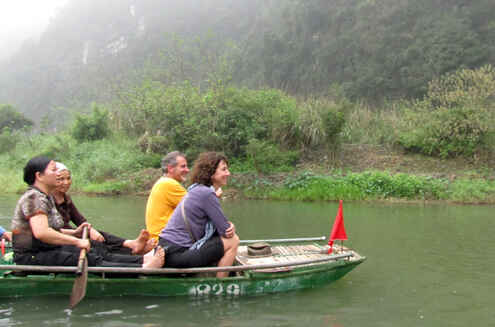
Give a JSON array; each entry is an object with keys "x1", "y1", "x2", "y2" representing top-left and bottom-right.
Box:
[
  {"x1": 0, "y1": 104, "x2": 33, "y2": 131},
  {"x1": 71, "y1": 104, "x2": 111, "y2": 142}
]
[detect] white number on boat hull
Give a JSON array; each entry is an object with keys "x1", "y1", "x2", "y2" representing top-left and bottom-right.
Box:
[{"x1": 189, "y1": 283, "x2": 240, "y2": 296}]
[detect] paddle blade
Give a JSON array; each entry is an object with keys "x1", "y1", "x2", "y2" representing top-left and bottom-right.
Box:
[{"x1": 69, "y1": 257, "x2": 88, "y2": 309}]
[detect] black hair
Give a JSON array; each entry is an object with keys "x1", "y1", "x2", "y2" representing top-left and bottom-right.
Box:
[{"x1": 23, "y1": 156, "x2": 52, "y2": 185}]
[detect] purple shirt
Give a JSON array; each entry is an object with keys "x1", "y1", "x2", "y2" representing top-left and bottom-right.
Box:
[{"x1": 159, "y1": 184, "x2": 230, "y2": 248}]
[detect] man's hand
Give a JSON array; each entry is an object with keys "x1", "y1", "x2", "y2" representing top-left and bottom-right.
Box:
[{"x1": 225, "y1": 222, "x2": 236, "y2": 238}]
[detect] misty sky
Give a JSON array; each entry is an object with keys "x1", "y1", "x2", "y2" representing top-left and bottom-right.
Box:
[{"x1": 0, "y1": 0, "x2": 68, "y2": 60}]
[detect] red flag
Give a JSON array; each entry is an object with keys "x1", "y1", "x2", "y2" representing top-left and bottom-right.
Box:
[{"x1": 328, "y1": 200, "x2": 347, "y2": 254}]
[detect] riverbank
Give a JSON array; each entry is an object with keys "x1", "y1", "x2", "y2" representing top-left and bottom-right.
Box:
[
  {"x1": 125, "y1": 145, "x2": 495, "y2": 204},
  {"x1": 226, "y1": 145, "x2": 495, "y2": 204},
  {"x1": 1, "y1": 144, "x2": 494, "y2": 204}
]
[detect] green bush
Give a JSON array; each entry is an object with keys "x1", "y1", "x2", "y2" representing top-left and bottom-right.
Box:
[
  {"x1": 346, "y1": 171, "x2": 445, "y2": 199},
  {"x1": 81, "y1": 180, "x2": 132, "y2": 194},
  {"x1": 400, "y1": 106, "x2": 487, "y2": 157},
  {"x1": 321, "y1": 103, "x2": 346, "y2": 146},
  {"x1": 38, "y1": 134, "x2": 74, "y2": 160},
  {"x1": 136, "y1": 152, "x2": 162, "y2": 169},
  {"x1": 114, "y1": 83, "x2": 342, "y2": 159},
  {"x1": 0, "y1": 128, "x2": 20, "y2": 154},
  {"x1": 398, "y1": 66, "x2": 495, "y2": 158},
  {"x1": 0, "y1": 104, "x2": 33, "y2": 131},
  {"x1": 245, "y1": 139, "x2": 299, "y2": 173},
  {"x1": 447, "y1": 178, "x2": 495, "y2": 203},
  {"x1": 297, "y1": 98, "x2": 348, "y2": 150},
  {"x1": 71, "y1": 104, "x2": 112, "y2": 142},
  {"x1": 248, "y1": 170, "x2": 448, "y2": 201},
  {"x1": 283, "y1": 171, "x2": 319, "y2": 190}
]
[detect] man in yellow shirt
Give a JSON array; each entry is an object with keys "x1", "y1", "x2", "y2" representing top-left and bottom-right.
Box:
[{"x1": 145, "y1": 151, "x2": 189, "y2": 240}]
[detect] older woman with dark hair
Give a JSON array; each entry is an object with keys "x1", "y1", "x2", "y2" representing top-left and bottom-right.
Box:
[
  {"x1": 159, "y1": 152, "x2": 239, "y2": 277},
  {"x1": 11, "y1": 156, "x2": 164, "y2": 268}
]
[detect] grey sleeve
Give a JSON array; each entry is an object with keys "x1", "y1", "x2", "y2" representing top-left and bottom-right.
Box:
[{"x1": 202, "y1": 192, "x2": 230, "y2": 236}]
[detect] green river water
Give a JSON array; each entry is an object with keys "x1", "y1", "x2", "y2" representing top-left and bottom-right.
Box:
[{"x1": 0, "y1": 194, "x2": 493, "y2": 326}]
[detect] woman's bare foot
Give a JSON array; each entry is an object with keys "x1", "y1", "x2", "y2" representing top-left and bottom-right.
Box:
[
  {"x1": 123, "y1": 229, "x2": 150, "y2": 254},
  {"x1": 141, "y1": 238, "x2": 157, "y2": 254},
  {"x1": 142, "y1": 246, "x2": 165, "y2": 269}
]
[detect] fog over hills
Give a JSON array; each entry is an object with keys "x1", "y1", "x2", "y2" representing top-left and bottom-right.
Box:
[
  {"x1": 0, "y1": 24, "x2": 41, "y2": 61},
  {"x1": 0, "y1": 0, "x2": 493, "y2": 124},
  {"x1": 0, "y1": 1, "x2": 66, "y2": 61}
]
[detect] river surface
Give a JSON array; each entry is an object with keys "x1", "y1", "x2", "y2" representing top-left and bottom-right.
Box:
[{"x1": 0, "y1": 194, "x2": 494, "y2": 326}]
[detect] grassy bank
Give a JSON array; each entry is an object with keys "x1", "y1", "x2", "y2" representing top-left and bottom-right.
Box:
[
  {"x1": 232, "y1": 170, "x2": 495, "y2": 204},
  {"x1": 3, "y1": 140, "x2": 492, "y2": 202},
  {"x1": 1, "y1": 130, "x2": 495, "y2": 203},
  {"x1": 0, "y1": 133, "x2": 161, "y2": 194}
]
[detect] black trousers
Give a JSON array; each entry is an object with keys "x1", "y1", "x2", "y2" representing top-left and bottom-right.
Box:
[
  {"x1": 14, "y1": 242, "x2": 142, "y2": 267},
  {"x1": 98, "y1": 230, "x2": 132, "y2": 255},
  {"x1": 158, "y1": 236, "x2": 224, "y2": 268}
]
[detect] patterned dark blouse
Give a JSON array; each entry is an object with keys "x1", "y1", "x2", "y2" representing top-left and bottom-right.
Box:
[{"x1": 11, "y1": 186, "x2": 64, "y2": 254}]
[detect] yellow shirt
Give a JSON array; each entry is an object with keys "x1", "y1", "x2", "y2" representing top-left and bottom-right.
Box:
[{"x1": 145, "y1": 177, "x2": 186, "y2": 240}]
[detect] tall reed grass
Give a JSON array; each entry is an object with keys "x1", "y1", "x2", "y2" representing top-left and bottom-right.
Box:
[{"x1": 340, "y1": 101, "x2": 405, "y2": 147}]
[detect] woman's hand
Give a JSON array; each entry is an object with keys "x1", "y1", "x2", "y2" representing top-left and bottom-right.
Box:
[
  {"x1": 89, "y1": 228, "x2": 105, "y2": 242},
  {"x1": 225, "y1": 222, "x2": 236, "y2": 238},
  {"x1": 74, "y1": 222, "x2": 91, "y2": 238},
  {"x1": 215, "y1": 187, "x2": 223, "y2": 198},
  {"x1": 76, "y1": 238, "x2": 91, "y2": 251}
]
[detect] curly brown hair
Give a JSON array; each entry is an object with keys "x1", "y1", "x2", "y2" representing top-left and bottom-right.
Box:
[{"x1": 190, "y1": 152, "x2": 228, "y2": 187}]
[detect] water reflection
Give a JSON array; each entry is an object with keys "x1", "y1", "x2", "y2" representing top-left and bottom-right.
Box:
[
  {"x1": 1, "y1": 293, "x2": 350, "y2": 327},
  {"x1": 1, "y1": 195, "x2": 494, "y2": 326}
]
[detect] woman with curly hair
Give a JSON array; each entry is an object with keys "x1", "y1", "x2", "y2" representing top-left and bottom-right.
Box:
[{"x1": 158, "y1": 152, "x2": 239, "y2": 277}]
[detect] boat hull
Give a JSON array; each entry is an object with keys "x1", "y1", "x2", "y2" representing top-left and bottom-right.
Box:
[{"x1": 0, "y1": 257, "x2": 364, "y2": 298}]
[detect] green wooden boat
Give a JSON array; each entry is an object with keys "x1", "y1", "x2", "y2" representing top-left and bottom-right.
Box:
[{"x1": 0, "y1": 238, "x2": 365, "y2": 298}]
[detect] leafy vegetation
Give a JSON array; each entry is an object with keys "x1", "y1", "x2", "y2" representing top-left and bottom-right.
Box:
[
  {"x1": 0, "y1": 0, "x2": 493, "y2": 203},
  {"x1": 0, "y1": 104, "x2": 33, "y2": 131},
  {"x1": 1, "y1": 1, "x2": 495, "y2": 119},
  {"x1": 71, "y1": 104, "x2": 112, "y2": 142},
  {"x1": 241, "y1": 170, "x2": 495, "y2": 204},
  {"x1": 113, "y1": 83, "x2": 347, "y2": 166},
  {"x1": 1, "y1": 62, "x2": 494, "y2": 203},
  {"x1": 0, "y1": 133, "x2": 154, "y2": 194},
  {"x1": 398, "y1": 66, "x2": 495, "y2": 158}
]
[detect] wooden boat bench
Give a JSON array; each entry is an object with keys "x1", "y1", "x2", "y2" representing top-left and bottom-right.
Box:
[{"x1": 235, "y1": 243, "x2": 348, "y2": 273}]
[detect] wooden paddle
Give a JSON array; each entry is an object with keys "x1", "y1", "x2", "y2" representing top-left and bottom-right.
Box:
[{"x1": 69, "y1": 226, "x2": 89, "y2": 309}]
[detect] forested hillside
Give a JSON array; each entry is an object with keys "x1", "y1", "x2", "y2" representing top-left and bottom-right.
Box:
[{"x1": 1, "y1": 0, "x2": 494, "y2": 121}]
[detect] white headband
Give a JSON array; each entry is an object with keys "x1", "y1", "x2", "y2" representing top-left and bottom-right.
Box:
[{"x1": 55, "y1": 162, "x2": 69, "y2": 172}]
